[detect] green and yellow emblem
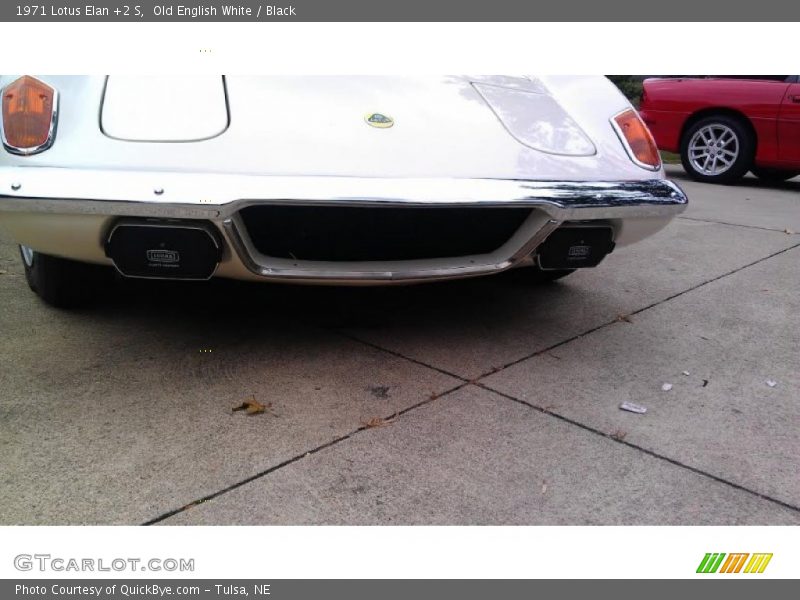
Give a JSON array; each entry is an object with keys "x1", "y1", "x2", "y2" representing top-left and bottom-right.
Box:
[{"x1": 364, "y1": 113, "x2": 394, "y2": 128}]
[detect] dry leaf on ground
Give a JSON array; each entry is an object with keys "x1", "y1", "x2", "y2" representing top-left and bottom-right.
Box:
[
  {"x1": 232, "y1": 395, "x2": 273, "y2": 416},
  {"x1": 361, "y1": 413, "x2": 398, "y2": 429}
]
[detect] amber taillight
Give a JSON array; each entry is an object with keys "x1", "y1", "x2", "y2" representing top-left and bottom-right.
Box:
[
  {"x1": 2, "y1": 76, "x2": 58, "y2": 155},
  {"x1": 612, "y1": 108, "x2": 660, "y2": 170}
]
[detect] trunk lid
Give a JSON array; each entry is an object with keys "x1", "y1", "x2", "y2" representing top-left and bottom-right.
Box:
[{"x1": 101, "y1": 75, "x2": 229, "y2": 141}]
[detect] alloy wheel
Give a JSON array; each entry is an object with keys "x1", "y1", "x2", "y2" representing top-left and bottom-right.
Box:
[{"x1": 688, "y1": 124, "x2": 739, "y2": 176}]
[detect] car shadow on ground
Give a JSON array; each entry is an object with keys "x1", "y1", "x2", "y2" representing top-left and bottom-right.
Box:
[{"x1": 85, "y1": 267, "x2": 577, "y2": 346}]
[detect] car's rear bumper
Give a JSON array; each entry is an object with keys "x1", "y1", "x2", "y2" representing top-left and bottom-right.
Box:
[{"x1": 0, "y1": 167, "x2": 688, "y2": 284}]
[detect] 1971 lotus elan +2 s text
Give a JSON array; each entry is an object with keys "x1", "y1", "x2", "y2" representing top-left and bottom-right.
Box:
[{"x1": 0, "y1": 75, "x2": 687, "y2": 307}]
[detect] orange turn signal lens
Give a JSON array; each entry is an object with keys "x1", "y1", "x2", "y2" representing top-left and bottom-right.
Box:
[
  {"x1": 613, "y1": 108, "x2": 660, "y2": 170},
  {"x1": 2, "y1": 76, "x2": 58, "y2": 155}
]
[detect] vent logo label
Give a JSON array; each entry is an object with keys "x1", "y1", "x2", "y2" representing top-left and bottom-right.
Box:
[
  {"x1": 146, "y1": 249, "x2": 180, "y2": 264},
  {"x1": 568, "y1": 245, "x2": 592, "y2": 259}
]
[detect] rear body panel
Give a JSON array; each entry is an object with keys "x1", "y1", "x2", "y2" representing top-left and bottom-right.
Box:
[
  {"x1": 0, "y1": 75, "x2": 687, "y2": 285},
  {"x1": 2, "y1": 75, "x2": 656, "y2": 181}
]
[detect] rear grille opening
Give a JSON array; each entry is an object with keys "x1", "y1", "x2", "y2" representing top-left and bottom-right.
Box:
[{"x1": 239, "y1": 205, "x2": 532, "y2": 262}]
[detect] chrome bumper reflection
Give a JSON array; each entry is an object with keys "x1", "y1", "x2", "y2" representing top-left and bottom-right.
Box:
[{"x1": 0, "y1": 168, "x2": 687, "y2": 283}]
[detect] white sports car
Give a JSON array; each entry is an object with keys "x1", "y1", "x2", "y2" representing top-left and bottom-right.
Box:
[{"x1": 0, "y1": 75, "x2": 687, "y2": 307}]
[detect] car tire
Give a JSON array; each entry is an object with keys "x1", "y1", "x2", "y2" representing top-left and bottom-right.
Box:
[
  {"x1": 19, "y1": 245, "x2": 113, "y2": 308},
  {"x1": 750, "y1": 166, "x2": 800, "y2": 183},
  {"x1": 526, "y1": 266, "x2": 575, "y2": 284},
  {"x1": 680, "y1": 115, "x2": 754, "y2": 184}
]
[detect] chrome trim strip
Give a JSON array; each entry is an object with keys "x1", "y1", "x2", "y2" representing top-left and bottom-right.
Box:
[
  {"x1": 1, "y1": 77, "x2": 60, "y2": 156},
  {"x1": 0, "y1": 169, "x2": 687, "y2": 217}
]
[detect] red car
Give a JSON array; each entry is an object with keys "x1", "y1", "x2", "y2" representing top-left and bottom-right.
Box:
[{"x1": 639, "y1": 76, "x2": 800, "y2": 184}]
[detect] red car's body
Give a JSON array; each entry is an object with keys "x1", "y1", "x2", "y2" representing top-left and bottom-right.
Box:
[{"x1": 639, "y1": 76, "x2": 800, "y2": 172}]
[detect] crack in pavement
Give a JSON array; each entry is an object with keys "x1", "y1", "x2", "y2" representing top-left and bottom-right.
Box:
[
  {"x1": 146, "y1": 241, "x2": 800, "y2": 524},
  {"x1": 142, "y1": 381, "x2": 469, "y2": 525},
  {"x1": 679, "y1": 215, "x2": 799, "y2": 234},
  {"x1": 473, "y1": 240, "x2": 800, "y2": 379},
  {"x1": 337, "y1": 331, "x2": 467, "y2": 382},
  {"x1": 481, "y1": 385, "x2": 800, "y2": 514}
]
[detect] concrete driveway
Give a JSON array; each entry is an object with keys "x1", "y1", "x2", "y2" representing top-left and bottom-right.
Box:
[{"x1": 1, "y1": 165, "x2": 798, "y2": 525}]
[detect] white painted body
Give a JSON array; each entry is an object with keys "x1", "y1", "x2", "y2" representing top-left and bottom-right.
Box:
[{"x1": 2, "y1": 75, "x2": 654, "y2": 180}]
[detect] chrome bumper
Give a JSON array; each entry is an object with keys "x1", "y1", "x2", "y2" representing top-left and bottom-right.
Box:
[{"x1": 0, "y1": 168, "x2": 688, "y2": 283}]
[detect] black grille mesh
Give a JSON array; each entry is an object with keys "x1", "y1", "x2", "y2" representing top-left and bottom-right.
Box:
[{"x1": 239, "y1": 205, "x2": 532, "y2": 262}]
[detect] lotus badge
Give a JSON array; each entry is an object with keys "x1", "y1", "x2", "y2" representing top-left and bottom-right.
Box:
[
  {"x1": 365, "y1": 113, "x2": 394, "y2": 128},
  {"x1": 146, "y1": 249, "x2": 180, "y2": 264}
]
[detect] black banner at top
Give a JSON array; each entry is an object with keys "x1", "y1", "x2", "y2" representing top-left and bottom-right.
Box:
[{"x1": 2, "y1": 0, "x2": 800, "y2": 21}]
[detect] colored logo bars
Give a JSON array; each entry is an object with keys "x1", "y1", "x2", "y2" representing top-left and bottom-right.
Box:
[{"x1": 696, "y1": 553, "x2": 773, "y2": 574}]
